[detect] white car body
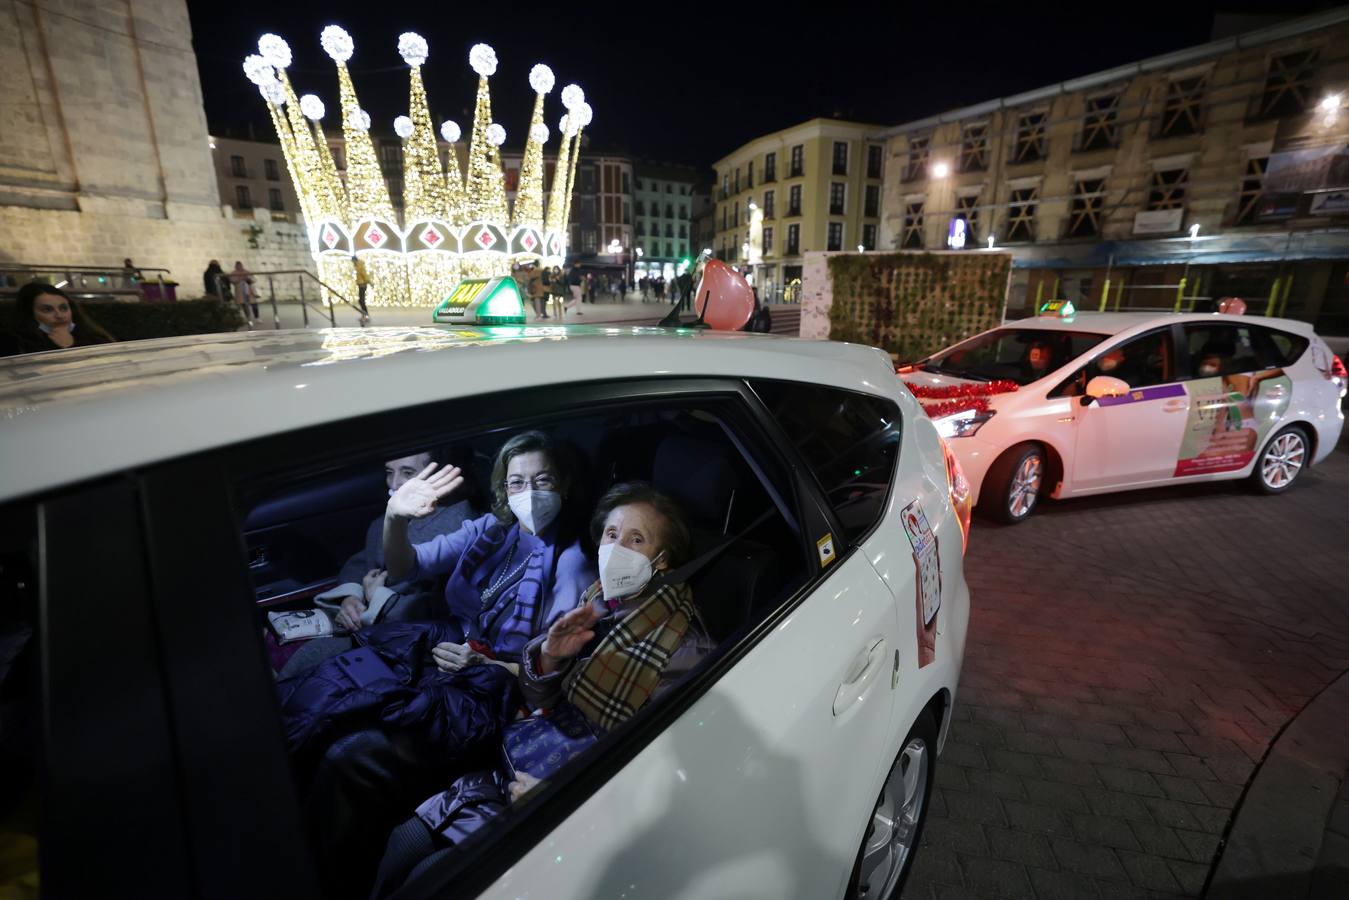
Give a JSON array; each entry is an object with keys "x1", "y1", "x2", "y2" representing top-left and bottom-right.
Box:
[
  {"x1": 907, "y1": 312, "x2": 1345, "y2": 509},
  {"x1": 0, "y1": 325, "x2": 970, "y2": 899}
]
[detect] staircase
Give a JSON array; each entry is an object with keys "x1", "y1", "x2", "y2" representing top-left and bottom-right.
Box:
[{"x1": 767, "y1": 305, "x2": 801, "y2": 337}]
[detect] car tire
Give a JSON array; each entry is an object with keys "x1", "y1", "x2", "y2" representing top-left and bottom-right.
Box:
[
  {"x1": 981, "y1": 443, "x2": 1044, "y2": 524},
  {"x1": 844, "y1": 710, "x2": 939, "y2": 900},
  {"x1": 1251, "y1": 425, "x2": 1310, "y2": 495}
]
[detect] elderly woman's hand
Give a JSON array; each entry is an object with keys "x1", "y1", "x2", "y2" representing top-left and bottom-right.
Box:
[
  {"x1": 431, "y1": 641, "x2": 486, "y2": 673},
  {"x1": 540, "y1": 603, "x2": 601, "y2": 673}
]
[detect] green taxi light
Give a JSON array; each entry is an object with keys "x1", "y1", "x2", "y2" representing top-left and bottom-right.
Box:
[
  {"x1": 433, "y1": 276, "x2": 526, "y2": 325},
  {"x1": 1038, "y1": 299, "x2": 1075, "y2": 318}
]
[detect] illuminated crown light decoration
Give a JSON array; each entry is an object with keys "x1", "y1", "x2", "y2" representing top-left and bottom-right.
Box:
[{"x1": 248, "y1": 30, "x2": 583, "y2": 308}]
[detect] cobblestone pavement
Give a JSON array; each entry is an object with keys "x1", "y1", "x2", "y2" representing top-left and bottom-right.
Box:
[{"x1": 906, "y1": 429, "x2": 1349, "y2": 899}]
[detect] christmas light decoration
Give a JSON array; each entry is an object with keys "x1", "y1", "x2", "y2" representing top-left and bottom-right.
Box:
[
  {"x1": 561, "y1": 83, "x2": 584, "y2": 111},
  {"x1": 249, "y1": 27, "x2": 578, "y2": 307},
  {"x1": 544, "y1": 112, "x2": 575, "y2": 235},
  {"x1": 562, "y1": 102, "x2": 591, "y2": 240},
  {"x1": 901, "y1": 379, "x2": 1019, "y2": 421}
]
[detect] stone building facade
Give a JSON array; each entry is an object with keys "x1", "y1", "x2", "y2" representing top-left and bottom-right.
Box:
[
  {"x1": 632, "y1": 162, "x2": 699, "y2": 281},
  {"x1": 874, "y1": 8, "x2": 1349, "y2": 335},
  {"x1": 0, "y1": 0, "x2": 310, "y2": 293}
]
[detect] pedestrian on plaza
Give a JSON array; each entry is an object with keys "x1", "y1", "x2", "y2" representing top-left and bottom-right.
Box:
[
  {"x1": 354, "y1": 255, "x2": 371, "y2": 325},
  {"x1": 538, "y1": 265, "x2": 553, "y2": 319},
  {"x1": 203, "y1": 259, "x2": 228, "y2": 300},
  {"x1": 584, "y1": 272, "x2": 595, "y2": 303},
  {"x1": 0, "y1": 282, "x2": 115, "y2": 357},
  {"x1": 640, "y1": 276, "x2": 650, "y2": 302},
  {"x1": 120, "y1": 258, "x2": 142, "y2": 292},
  {"x1": 654, "y1": 277, "x2": 665, "y2": 302},
  {"x1": 550, "y1": 266, "x2": 566, "y2": 320},
  {"x1": 566, "y1": 263, "x2": 584, "y2": 317},
  {"x1": 527, "y1": 263, "x2": 547, "y2": 319},
  {"x1": 229, "y1": 260, "x2": 259, "y2": 326}
]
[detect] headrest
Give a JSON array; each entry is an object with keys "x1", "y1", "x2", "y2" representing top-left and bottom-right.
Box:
[{"x1": 651, "y1": 433, "x2": 738, "y2": 527}]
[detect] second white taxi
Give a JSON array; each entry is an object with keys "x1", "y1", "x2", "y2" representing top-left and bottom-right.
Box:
[{"x1": 903, "y1": 308, "x2": 1346, "y2": 523}]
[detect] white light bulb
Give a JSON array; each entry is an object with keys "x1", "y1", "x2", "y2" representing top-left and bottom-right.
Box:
[
  {"x1": 394, "y1": 115, "x2": 414, "y2": 139},
  {"x1": 559, "y1": 114, "x2": 574, "y2": 137},
  {"x1": 398, "y1": 32, "x2": 428, "y2": 67},
  {"x1": 857, "y1": 244, "x2": 865, "y2": 252},
  {"x1": 932, "y1": 161, "x2": 950, "y2": 178},
  {"x1": 260, "y1": 80, "x2": 286, "y2": 105},
  {"x1": 320, "y1": 25, "x2": 354, "y2": 63},
  {"x1": 353, "y1": 109, "x2": 370, "y2": 131},
  {"x1": 574, "y1": 102, "x2": 592, "y2": 129},
  {"x1": 1320, "y1": 93, "x2": 1342, "y2": 111},
  {"x1": 469, "y1": 43, "x2": 498, "y2": 77},
  {"x1": 530, "y1": 123, "x2": 549, "y2": 144},
  {"x1": 258, "y1": 33, "x2": 292, "y2": 69},
  {"x1": 440, "y1": 120, "x2": 462, "y2": 143},
  {"x1": 300, "y1": 94, "x2": 325, "y2": 121},
  {"x1": 486, "y1": 123, "x2": 506, "y2": 147},
  {"x1": 561, "y1": 84, "x2": 584, "y2": 111},
  {"x1": 529, "y1": 64, "x2": 555, "y2": 94},
  {"x1": 243, "y1": 54, "x2": 275, "y2": 86}
]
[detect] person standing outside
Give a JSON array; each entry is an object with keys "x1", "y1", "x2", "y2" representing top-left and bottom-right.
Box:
[
  {"x1": 566, "y1": 263, "x2": 584, "y2": 318},
  {"x1": 353, "y1": 255, "x2": 371, "y2": 325},
  {"x1": 229, "y1": 260, "x2": 258, "y2": 326},
  {"x1": 550, "y1": 266, "x2": 566, "y2": 320},
  {"x1": 527, "y1": 263, "x2": 547, "y2": 320}
]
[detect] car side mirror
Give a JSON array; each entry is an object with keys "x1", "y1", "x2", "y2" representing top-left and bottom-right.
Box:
[{"x1": 1085, "y1": 375, "x2": 1131, "y2": 401}]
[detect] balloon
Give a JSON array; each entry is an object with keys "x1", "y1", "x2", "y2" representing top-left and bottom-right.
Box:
[
  {"x1": 1217, "y1": 297, "x2": 1247, "y2": 315},
  {"x1": 693, "y1": 260, "x2": 756, "y2": 332}
]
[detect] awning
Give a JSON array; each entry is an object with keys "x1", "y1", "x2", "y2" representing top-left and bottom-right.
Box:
[{"x1": 1008, "y1": 229, "x2": 1349, "y2": 269}]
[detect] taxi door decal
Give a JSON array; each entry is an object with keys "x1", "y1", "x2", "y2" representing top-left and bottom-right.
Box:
[
  {"x1": 901, "y1": 500, "x2": 940, "y2": 669},
  {"x1": 1174, "y1": 369, "x2": 1292, "y2": 476}
]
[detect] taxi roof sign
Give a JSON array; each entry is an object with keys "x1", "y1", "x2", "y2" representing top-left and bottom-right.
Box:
[
  {"x1": 433, "y1": 276, "x2": 526, "y2": 325},
  {"x1": 1039, "y1": 299, "x2": 1076, "y2": 318}
]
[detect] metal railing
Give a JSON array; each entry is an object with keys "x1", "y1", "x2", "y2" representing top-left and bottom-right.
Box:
[
  {"x1": 0, "y1": 262, "x2": 173, "y2": 301},
  {"x1": 210, "y1": 269, "x2": 363, "y2": 329}
]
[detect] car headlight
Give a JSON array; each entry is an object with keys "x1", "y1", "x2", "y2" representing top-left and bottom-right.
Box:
[{"x1": 934, "y1": 409, "x2": 996, "y2": 438}]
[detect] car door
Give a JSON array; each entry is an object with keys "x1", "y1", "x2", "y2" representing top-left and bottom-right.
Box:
[
  {"x1": 474, "y1": 380, "x2": 903, "y2": 900},
  {"x1": 1068, "y1": 327, "x2": 1189, "y2": 491}
]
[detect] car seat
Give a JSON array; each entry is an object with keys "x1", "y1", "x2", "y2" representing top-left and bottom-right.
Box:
[{"x1": 650, "y1": 434, "x2": 784, "y2": 643}]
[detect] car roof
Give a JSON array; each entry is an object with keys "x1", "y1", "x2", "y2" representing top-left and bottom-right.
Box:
[
  {"x1": 0, "y1": 325, "x2": 896, "y2": 503},
  {"x1": 1002, "y1": 311, "x2": 1318, "y2": 338}
]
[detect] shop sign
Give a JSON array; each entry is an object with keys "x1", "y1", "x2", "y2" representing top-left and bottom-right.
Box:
[{"x1": 1132, "y1": 208, "x2": 1184, "y2": 235}]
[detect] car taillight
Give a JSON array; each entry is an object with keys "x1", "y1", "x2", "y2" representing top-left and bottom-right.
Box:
[
  {"x1": 1333, "y1": 354, "x2": 1347, "y2": 379},
  {"x1": 941, "y1": 436, "x2": 972, "y2": 555}
]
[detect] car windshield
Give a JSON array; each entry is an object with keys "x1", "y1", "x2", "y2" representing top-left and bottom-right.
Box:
[{"x1": 920, "y1": 328, "x2": 1109, "y2": 385}]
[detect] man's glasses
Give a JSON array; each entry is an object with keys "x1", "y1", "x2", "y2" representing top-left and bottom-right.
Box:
[{"x1": 505, "y1": 474, "x2": 557, "y2": 493}]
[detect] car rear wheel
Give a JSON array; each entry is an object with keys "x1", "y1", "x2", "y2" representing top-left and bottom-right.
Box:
[
  {"x1": 1252, "y1": 425, "x2": 1309, "y2": 494},
  {"x1": 846, "y1": 711, "x2": 938, "y2": 900},
  {"x1": 981, "y1": 443, "x2": 1044, "y2": 524}
]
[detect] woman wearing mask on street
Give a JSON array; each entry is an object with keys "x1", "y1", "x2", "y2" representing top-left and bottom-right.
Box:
[
  {"x1": 0, "y1": 283, "x2": 114, "y2": 357},
  {"x1": 228, "y1": 260, "x2": 258, "y2": 325}
]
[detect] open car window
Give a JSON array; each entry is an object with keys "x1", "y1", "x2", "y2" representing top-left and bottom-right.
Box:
[
  {"x1": 224, "y1": 386, "x2": 814, "y2": 897},
  {"x1": 920, "y1": 327, "x2": 1109, "y2": 385}
]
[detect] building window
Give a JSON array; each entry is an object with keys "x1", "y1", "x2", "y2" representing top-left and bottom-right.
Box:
[
  {"x1": 666, "y1": 184, "x2": 672, "y2": 193},
  {"x1": 720, "y1": 206, "x2": 727, "y2": 230},
  {"x1": 1160, "y1": 74, "x2": 1207, "y2": 137},
  {"x1": 901, "y1": 202, "x2": 924, "y2": 249},
  {"x1": 829, "y1": 182, "x2": 845, "y2": 216},
  {"x1": 635, "y1": 178, "x2": 644, "y2": 191},
  {"x1": 790, "y1": 145, "x2": 804, "y2": 177},
  {"x1": 582, "y1": 230, "x2": 598, "y2": 253},
  {"x1": 721, "y1": 172, "x2": 729, "y2": 199},
  {"x1": 636, "y1": 200, "x2": 645, "y2": 216},
  {"x1": 903, "y1": 137, "x2": 929, "y2": 182},
  {"x1": 330, "y1": 144, "x2": 345, "y2": 170},
  {"x1": 1066, "y1": 177, "x2": 1105, "y2": 238},
  {"x1": 679, "y1": 224, "x2": 687, "y2": 238},
  {"x1": 1006, "y1": 187, "x2": 1038, "y2": 241},
  {"x1": 832, "y1": 141, "x2": 848, "y2": 175},
  {"x1": 230, "y1": 155, "x2": 247, "y2": 177},
  {"x1": 622, "y1": 172, "x2": 630, "y2": 194},
  {"x1": 504, "y1": 167, "x2": 520, "y2": 192},
  {"x1": 867, "y1": 144, "x2": 883, "y2": 179},
  {"x1": 827, "y1": 221, "x2": 844, "y2": 251},
  {"x1": 679, "y1": 205, "x2": 687, "y2": 218},
  {"x1": 862, "y1": 223, "x2": 877, "y2": 250},
  {"x1": 264, "y1": 158, "x2": 280, "y2": 181},
  {"x1": 958, "y1": 123, "x2": 988, "y2": 172},
  {"x1": 786, "y1": 223, "x2": 800, "y2": 255},
  {"x1": 665, "y1": 223, "x2": 674, "y2": 238},
  {"x1": 1234, "y1": 156, "x2": 1269, "y2": 225},
  {"x1": 1257, "y1": 50, "x2": 1318, "y2": 119},
  {"x1": 955, "y1": 193, "x2": 980, "y2": 240},
  {"x1": 1012, "y1": 112, "x2": 1046, "y2": 163},
  {"x1": 732, "y1": 202, "x2": 739, "y2": 227},
  {"x1": 663, "y1": 242, "x2": 671, "y2": 257},
  {"x1": 637, "y1": 222, "x2": 646, "y2": 236},
  {"x1": 1148, "y1": 168, "x2": 1188, "y2": 210},
  {"x1": 788, "y1": 185, "x2": 802, "y2": 216},
  {"x1": 764, "y1": 151, "x2": 777, "y2": 182},
  {"x1": 235, "y1": 184, "x2": 252, "y2": 209},
  {"x1": 623, "y1": 202, "x2": 631, "y2": 225},
  {"x1": 864, "y1": 184, "x2": 880, "y2": 218},
  {"x1": 268, "y1": 188, "x2": 284, "y2": 211},
  {"x1": 762, "y1": 226, "x2": 773, "y2": 256},
  {"x1": 734, "y1": 168, "x2": 740, "y2": 194},
  {"x1": 747, "y1": 161, "x2": 754, "y2": 188},
  {"x1": 666, "y1": 203, "x2": 674, "y2": 219},
  {"x1": 763, "y1": 190, "x2": 775, "y2": 219},
  {"x1": 1079, "y1": 94, "x2": 1120, "y2": 152}
]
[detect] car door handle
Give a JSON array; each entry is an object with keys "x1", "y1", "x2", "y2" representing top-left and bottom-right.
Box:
[
  {"x1": 1162, "y1": 400, "x2": 1188, "y2": 413},
  {"x1": 833, "y1": 636, "x2": 886, "y2": 717}
]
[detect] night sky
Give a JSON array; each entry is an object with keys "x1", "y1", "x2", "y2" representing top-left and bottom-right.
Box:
[{"x1": 190, "y1": 1, "x2": 1323, "y2": 177}]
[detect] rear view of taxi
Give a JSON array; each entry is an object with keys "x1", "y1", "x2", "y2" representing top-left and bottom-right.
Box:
[{"x1": 904, "y1": 309, "x2": 1345, "y2": 523}]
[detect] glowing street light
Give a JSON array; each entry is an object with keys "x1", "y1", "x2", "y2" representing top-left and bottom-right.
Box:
[
  {"x1": 1189, "y1": 223, "x2": 1201, "y2": 239},
  {"x1": 857, "y1": 244, "x2": 865, "y2": 252},
  {"x1": 1320, "y1": 93, "x2": 1342, "y2": 111},
  {"x1": 635, "y1": 247, "x2": 644, "y2": 258},
  {"x1": 931, "y1": 160, "x2": 950, "y2": 179}
]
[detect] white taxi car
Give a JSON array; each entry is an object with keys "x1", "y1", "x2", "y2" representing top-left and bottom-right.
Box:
[
  {"x1": 0, "y1": 324, "x2": 969, "y2": 900},
  {"x1": 905, "y1": 309, "x2": 1346, "y2": 523}
]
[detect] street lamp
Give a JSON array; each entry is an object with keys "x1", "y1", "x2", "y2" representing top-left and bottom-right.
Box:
[
  {"x1": 857, "y1": 244, "x2": 865, "y2": 253},
  {"x1": 931, "y1": 160, "x2": 950, "y2": 179}
]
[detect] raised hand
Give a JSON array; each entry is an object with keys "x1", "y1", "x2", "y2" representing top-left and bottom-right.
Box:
[
  {"x1": 386, "y1": 462, "x2": 463, "y2": 521},
  {"x1": 541, "y1": 602, "x2": 601, "y2": 669}
]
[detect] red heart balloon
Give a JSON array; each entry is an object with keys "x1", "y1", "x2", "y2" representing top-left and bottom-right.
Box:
[{"x1": 694, "y1": 259, "x2": 756, "y2": 332}]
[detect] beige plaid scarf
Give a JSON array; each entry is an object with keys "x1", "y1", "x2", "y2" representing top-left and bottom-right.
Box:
[{"x1": 564, "y1": 579, "x2": 697, "y2": 731}]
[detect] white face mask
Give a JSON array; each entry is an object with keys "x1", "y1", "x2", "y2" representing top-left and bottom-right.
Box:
[
  {"x1": 1198, "y1": 365, "x2": 1219, "y2": 377},
  {"x1": 508, "y1": 490, "x2": 561, "y2": 534},
  {"x1": 597, "y1": 542, "x2": 662, "y2": 601}
]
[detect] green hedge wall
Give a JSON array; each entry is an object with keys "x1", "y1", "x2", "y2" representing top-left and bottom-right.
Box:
[
  {"x1": 827, "y1": 252, "x2": 1011, "y2": 362},
  {"x1": 0, "y1": 298, "x2": 244, "y2": 343}
]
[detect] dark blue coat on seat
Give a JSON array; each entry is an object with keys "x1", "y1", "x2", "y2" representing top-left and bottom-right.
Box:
[{"x1": 275, "y1": 620, "x2": 516, "y2": 767}]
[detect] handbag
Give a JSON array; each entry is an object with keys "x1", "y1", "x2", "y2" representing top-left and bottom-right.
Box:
[{"x1": 501, "y1": 703, "x2": 597, "y2": 781}]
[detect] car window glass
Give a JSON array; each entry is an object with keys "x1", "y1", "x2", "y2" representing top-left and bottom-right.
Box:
[
  {"x1": 1183, "y1": 324, "x2": 1265, "y2": 378},
  {"x1": 1256, "y1": 326, "x2": 1308, "y2": 368},
  {"x1": 751, "y1": 381, "x2": 901, "y2": 543},
  {"x1": 228, "y1": 396, "x2": 809, "y2": 895},
  {"x1": 1052, "y1": 329, "x2": 1173, "y2": 396},
  {"x1": 920, "y1": 328, "x2": 1108, "y2": 385},
  {"x1": 0, "y1": 504, "x2": 39, "y2": 893}
]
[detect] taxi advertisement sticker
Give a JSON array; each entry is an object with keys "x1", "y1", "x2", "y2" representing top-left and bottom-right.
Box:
[
  {"x1": 1175, "y1": 370, "x2": 1291, "y2": 477},
  {"x1": 901, "y1": 500, "x2": 940, "y2": 668},
  {"x1": 816, "y1": 533, "x2": 836, "y2": 568}
]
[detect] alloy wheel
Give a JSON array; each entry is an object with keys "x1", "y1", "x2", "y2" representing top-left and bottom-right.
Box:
[
  {"x1": 1261, "y1": 431, "x2": 1306, "y2": 490},
  {"x1": 855, "y1": 738, "x2": 929, "y2": 900},
  {"x1": 1008, "y1": 453, "x2": 1042, "y2": 519}
]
